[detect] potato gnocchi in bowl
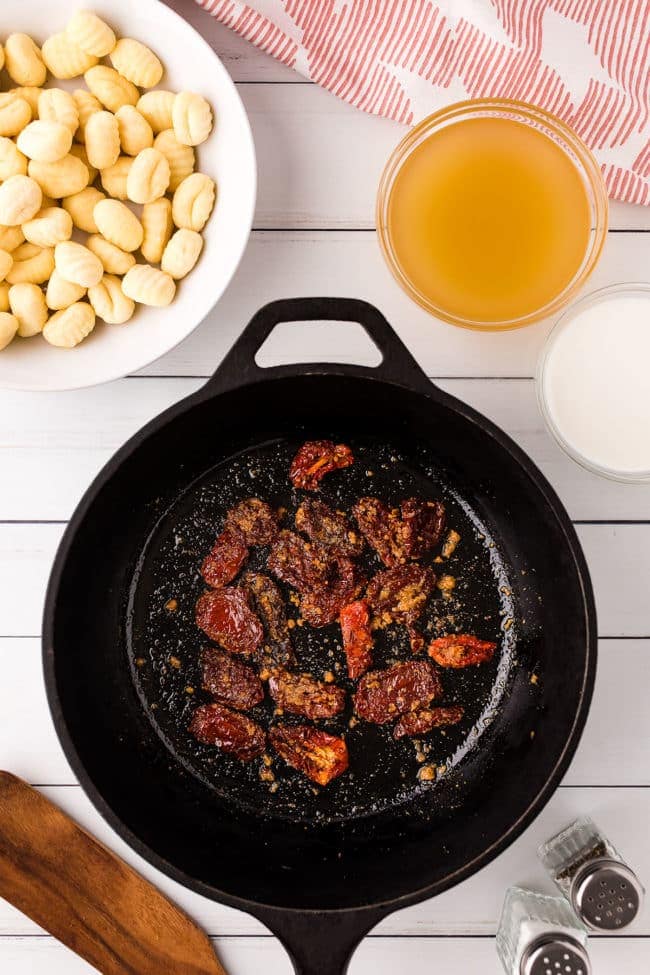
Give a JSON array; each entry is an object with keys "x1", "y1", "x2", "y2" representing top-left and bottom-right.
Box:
[{"x1": 0, "y1": 0, "x2": 256, "y2": 388}]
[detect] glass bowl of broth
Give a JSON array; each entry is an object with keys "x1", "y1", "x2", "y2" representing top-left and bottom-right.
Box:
[{"x1": 376, "y1": 99, "x2": 608, "y2": 330}]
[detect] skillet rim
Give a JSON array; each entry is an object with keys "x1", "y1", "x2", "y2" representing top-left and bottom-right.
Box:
[{"x1": 41, "y1": 367, "x2": 597, "y2": 920}]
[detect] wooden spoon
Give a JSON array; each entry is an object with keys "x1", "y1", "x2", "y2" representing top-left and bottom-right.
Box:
[{"x1": 0, "y1": 771, "x2": 228, "y2": 975}]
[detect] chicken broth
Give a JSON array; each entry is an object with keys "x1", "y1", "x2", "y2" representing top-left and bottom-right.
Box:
[{"x1": 383, "y1": 115, "x2": 592, "y2": 326}]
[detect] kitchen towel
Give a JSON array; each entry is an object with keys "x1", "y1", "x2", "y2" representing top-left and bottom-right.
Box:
[{"x1": 196, "y1": 0, "x2": 649, "y2": 206}]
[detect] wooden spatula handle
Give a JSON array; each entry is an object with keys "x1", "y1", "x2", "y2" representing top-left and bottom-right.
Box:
[{"x1": 0, "y1": 772, "x2": 227, "y2": 975}]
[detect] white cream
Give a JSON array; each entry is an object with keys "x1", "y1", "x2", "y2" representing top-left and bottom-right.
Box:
[{"x1": 540, "y1": 289, "x2": 650, "y2": 478}]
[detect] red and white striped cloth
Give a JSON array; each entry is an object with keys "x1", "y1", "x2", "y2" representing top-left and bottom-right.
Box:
[{"x1": 197, "y1": 0, "x2": 649, "y2": 205}]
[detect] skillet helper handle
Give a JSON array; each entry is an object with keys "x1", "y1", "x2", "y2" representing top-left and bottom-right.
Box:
[
  {"x1": 0, "y1": 772, "x2": 226, "y2": 975},
  {"x1": 206, "y1": 297, "x2": 433, "y2": 395}
]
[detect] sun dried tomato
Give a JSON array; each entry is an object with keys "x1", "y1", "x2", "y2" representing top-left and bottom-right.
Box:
[
  {"x1": 200, "y1": 646, "x2": 264, "y2": 710},
  {"x1": 268, "y1": 669, "x2": 345, "y2": 720},
  {"x1": 270, "y1": 724, "x2": 349, "y2": 785},
  {"x1": 428, "y1": 634, "x2": 497, "y2": 668},
  {"x1": 354, "y1": 497, "x2": 445, "y2": 567},
  {"x1": 268, "y1": 530, "x2": 333, "y2": 592},
  {"x1": 189, "y1": 703, "x2": 266, "y2": 760},
  {"x1": 200, "y1": 527, "x2": 248, "y2": 588},
  {"x1": 299, "y1": 557, "x2": 365, "y2": 627},
  {"x1": 226, "y1": 498, "x2": 279, "y2": 546},
  {"x1": 289, "y1": 440, "x2": 353, "y2": 491},
  {"x1": 295, "y1": 499, "x2": 364, "y2": 557},
  {"x1": 195, "y1": 588, "x2": 264, "y2": 657},
  {"x1": 366, "y1": 564, "x2": 437, "y2": 628},
  {"x1": 400, "y1": 498, "x2": 446, "y2": 558},
  {"x1": 394, "y1": 705, "x2": 465, "y2": 739},
  {"x1": 340, "y1": 600, "x2": 373, "y2": 679},
  {"x1": 241, "y1": 572, "x2": 295, "y2": 669},
  {"x1": 354, "y1": 660, "x2": 442, "y2": 724}
]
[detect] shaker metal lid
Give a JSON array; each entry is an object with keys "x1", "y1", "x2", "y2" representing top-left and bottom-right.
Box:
[
  {"x1": 520, "y1": 933, "x2": 591, "y2": 975},
  {"x1": 571, "y1": 858, "x2": 644, "y2": 930}
]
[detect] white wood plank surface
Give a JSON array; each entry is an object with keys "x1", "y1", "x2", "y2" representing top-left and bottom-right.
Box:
[
  {"x1": 0, "y1": 785, "x2": 646, "y2": 939},
  {"x1": 2, "y1": 376, "x2": 650, "y2": 521},
  {"x1": 0, "y1": 523, "x2": 648, "y2": 637},
  {"x1": 0, "y1": 935, "x2": 648, "y2": 975},
  {"x1": 0, "y1": 638, "x2": 646, "y2": 790},
  {"x1": 239, "y1": 84, "x2": 650, "y2": 232},
  {"x1": 125, "y1": 231, "x2": 648, "y2": 379}
]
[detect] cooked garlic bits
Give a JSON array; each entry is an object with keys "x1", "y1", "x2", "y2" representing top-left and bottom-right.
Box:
[{"x1": 0, "y1": 10, "x2": 216, "y2": 353}]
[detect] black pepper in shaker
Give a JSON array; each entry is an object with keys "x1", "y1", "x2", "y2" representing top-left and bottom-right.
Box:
[{"x1": 538, "y1": 816, "x2": 645, "y2": 931}]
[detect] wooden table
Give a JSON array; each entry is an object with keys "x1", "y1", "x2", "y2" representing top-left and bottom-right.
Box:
[{"x1": 0, "y1": 2, "x2": 648, "y2": 971}]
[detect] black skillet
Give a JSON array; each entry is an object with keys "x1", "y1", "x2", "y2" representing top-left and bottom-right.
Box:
[{"x1": 43, "y1": 298, "x2": 597, "y2": 975}]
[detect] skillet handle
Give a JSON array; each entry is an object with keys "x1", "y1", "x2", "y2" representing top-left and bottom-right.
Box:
[
  {"x1": 204, "y1": 297, "x2": 433, "y2": 395},
  {"x1": 253, "y1": 905, "x2": 387, "y2": 975}
]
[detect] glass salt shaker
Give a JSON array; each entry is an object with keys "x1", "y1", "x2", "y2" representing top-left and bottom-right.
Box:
[
  {"x1": 538, "y1": 816, "x2": 645, "y2": 931},
  {"x1": 496, "y1": 886, "x2": 590, "y2": 975}
]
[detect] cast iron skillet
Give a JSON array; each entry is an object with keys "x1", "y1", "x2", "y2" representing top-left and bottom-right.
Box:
[{"x1": 43, "y1": 298, "x2": 597, "y2": 975}]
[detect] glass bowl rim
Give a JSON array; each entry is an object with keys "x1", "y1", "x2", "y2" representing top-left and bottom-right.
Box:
[
  {"x1": 376, "y1": 98, "x2": 609, "y2": 331},
  {"x1": 536, "y1": 281, "x2": 650, "y2": 483}
]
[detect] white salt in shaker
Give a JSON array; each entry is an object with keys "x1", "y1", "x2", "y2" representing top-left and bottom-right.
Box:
[
  {"x1": 538, "y1": 816, "x2": 644, "y2": 931},
  {"x1": 496, "y1": 886, "x2": 590, "y2": 975}
]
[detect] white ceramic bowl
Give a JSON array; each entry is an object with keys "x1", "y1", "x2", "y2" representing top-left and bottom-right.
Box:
[{"x1": 0, "y1": 0, "x2": 256, "y2": 390}]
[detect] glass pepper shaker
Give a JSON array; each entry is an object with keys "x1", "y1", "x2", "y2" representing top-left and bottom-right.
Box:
[
  {"x1": 496, "y1": 885, "x2": 591, "y2": 975},
  {"x1": 538, "y1": 816, "x2": 645, "y2": 931}
]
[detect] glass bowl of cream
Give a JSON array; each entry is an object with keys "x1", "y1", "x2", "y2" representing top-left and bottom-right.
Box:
[{"x1": 537, "y1": 283, "x2": 650, "y2": 482}]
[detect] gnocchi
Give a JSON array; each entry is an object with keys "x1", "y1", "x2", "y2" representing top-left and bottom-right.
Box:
[
  {"x1": 66, "y1": 11, "x2": 116, "y2": 59},
  {"x1": 8, "y1": 87, "x2": 42, "y2": 116},
  {"x1": 42, "y1": 31, "x2": 98, "y2": 79},
  {"x1": 69, "y1": 143, "x2": 98, "y2": 184},
  {"x1": 86, "y1": 235, "x2": 135, "y2": 276},
  {"x1": 23, "y1": 207, "x2": 73, "y2": 248},
  {"x1": 115, "y1": 105, "x2": 153, "y2": 157},
  {"x1": 0, "y1": 95, "x2": 32, "y2": 138},
  {"x1": 28, "y1": 154, "x2": 89, "y2": 198},
  {"x1": 85, "y1": 111, "x2": 120, "y2": 170},
  {"x1": 38, "y1": 88, "x2": 79, "y2": 135},
  {"x1": 43, "y1": 301, "x2": 95, "y2": 348},
  {"x1": 0, "y1": 250, "x2": 13, "y2": 284},
  {"x1": 141, "y1": 197, "x2": 173, "y2": 264},
  {"x1": 172, "y1": 172, "x2": 216, "y2": 232},
  {"x1": 0, "y1": 226, "x2": 25, "y2": 252},
  {"x1": 111, "y1": 38, "x2": 163, "y2": 89},
  {"x1": 46, "y1": 269, "x2": 86, "y2": 311},
  {"x1": 62, "y1": 187, "x2": 105, "y2": 234},
  {"x1": 161, "y1": 229, "x2": 203, "y2": 280},
  {"x1": 126, "y1": 147, "x2": 169, "y2": 204},
  {"x1": 85, "y1": 65, "x2": 138, "y2": 113},
  {"x1": 0, "y1": 137, "x2": 28, "y2": 181},
  {"x1": 0, "y1": 175, "x2": 42, "y2": 226},
  {"x1": 137, "y1": 90, "x2": 175, "y2": 133},
  {"x1": 172, "y1": 92, "x2": 213, "y2": 147},
  {"x1": 5, "y1": 34, "x2": 47, "y2": 87},
  {"x1": 6, "y1": 242, "x2": 54, "y2": 285},
  {"x1": 54, "y1": 240, "x2": 103, "y2": 288},
  {"x1": 72, "y1": 89, "x2": 102, "y2": 142},
  {"x1": 9, "y1": 282, "x2": 48, "y2": 337},
  {"x1": 94, "y1": 198, "x2": 143, "y2": 252},
  {"x1": 0, "y1": 11, "x2": 218, "y2": 354},
  {"x1": 122, "y1": 264, "x2": 175, "y2": 307},
  {"x1": 153, "y1": 129, "x2": 194, "y2": 191},
  {"x1": 0, "y1": 312, "x2": 18, "y2": 351},
  {"x1": 99, "y1": 155, "x2": 132, "y2": 199},
  {"x1": 17, "y1": 120, "x2": 72, "y2": 163},
  {"x1": 88, "y1": 274, "x2": 135, "y2": 324}
]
